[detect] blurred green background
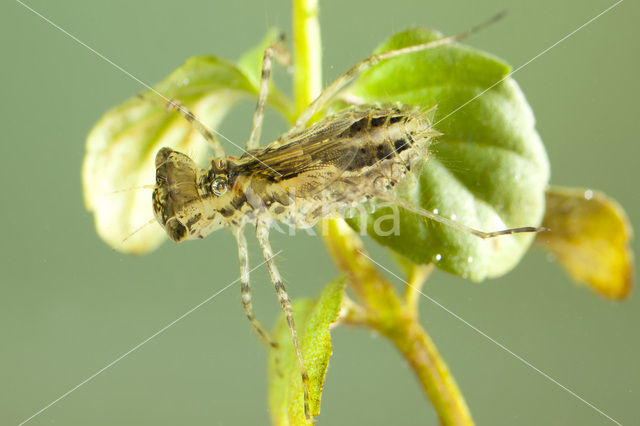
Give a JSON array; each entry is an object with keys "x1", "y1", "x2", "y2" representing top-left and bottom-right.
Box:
[{"x1": 2, "y1": 0, "x2": 638, "y2": 425}]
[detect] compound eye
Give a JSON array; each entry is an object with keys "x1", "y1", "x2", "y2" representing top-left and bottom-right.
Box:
[{"x1": 211, "y1": 177, "x2": 228, "y2": 196}]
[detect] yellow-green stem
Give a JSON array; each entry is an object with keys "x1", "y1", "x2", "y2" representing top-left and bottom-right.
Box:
[
  {"x1": 293, "y1": 0, "x2": 322, "y2": 111},
  {"x1": 291, "y1": 1, "x2": 473, "y2": 424},
  {"x1": 323, "y1": 221, "x2": 473, "y2": 426}
]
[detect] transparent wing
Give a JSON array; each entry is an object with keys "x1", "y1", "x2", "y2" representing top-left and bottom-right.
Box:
[{"x1": 234, "y1": 109, "x2": 366, "y2": 194}]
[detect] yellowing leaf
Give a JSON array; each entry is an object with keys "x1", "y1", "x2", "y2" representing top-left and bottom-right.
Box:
[
  {"x1": 268, "y1": 277, "x2": 345, "y2": 425},
  {"x1": 83, "y1": 33, "x2": 294, "y2": 254},
  {"x1": 536, "y1": 186, "x2": 634, "y2": 299},
  {"x1": 83, "y1": 57, "x2": 257, "y2": 253}
]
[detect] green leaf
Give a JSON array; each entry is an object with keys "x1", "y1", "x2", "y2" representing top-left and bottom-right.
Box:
[
  {"x1": 83, "y1": 36, "x2": 294, "y2": 254},
  {"x1": 344, "y1": 28, "x2": 550, "y2": 281},
  {"x1": 268, "y1": 277, "x2": 345, "y2": 425},
  {"x1": 536, "y1": 186, "x2": 634, "y2": 299}
]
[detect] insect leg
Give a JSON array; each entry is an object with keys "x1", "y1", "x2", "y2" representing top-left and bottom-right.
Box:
[
  {"x1": 137, "y1": 94, "x2": 226, "y2": 158},
  {"x1": 246, "y1": 35, "x2": 290, "y2": 150},
  {"x1": 255, "y1": 220, "x2": 312, "y2": 421},
  {"x1": 290, "y1": 11, "x2": 505, "y2": 133},
  {"x1": 232, "y1": 226, "x2": 278, "y2": 348},
  {"x1": 386, "y1": 195, "x2": 547, "y2": 238}
]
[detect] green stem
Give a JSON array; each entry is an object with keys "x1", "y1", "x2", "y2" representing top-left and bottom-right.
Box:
[
  {"x1": 323, "y1": 221, "x2": 473, "y2": 426},
  {"x1": 405, "y1": 263, "x2": 434, "y2": 313},
  {"x1": 291, "y1": 1, "x2": 473, "y2": 424},
  {"x1": 292, "y1": 0, "x2": 322, "y2": 112},
  {"x1": 387, "y1": 318, "x2": 473, "y2": 426}
]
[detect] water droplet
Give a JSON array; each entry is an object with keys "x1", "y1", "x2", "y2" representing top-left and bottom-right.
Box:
[
  {"x1": 584, "y1": 189, "x2": 594, "y2": 200},
  {"x1": 434, "y1": 253, "x2": 442, "y2": 262},
  {"x1": 450, "y1": 213, "x2": 457, "y2": 221},
  {"x1": 433, "y1": 208, "x2": 439, "y2": 215},
  {"x1": 467, "y1": 256, "x2": 474, "y2": 263}
]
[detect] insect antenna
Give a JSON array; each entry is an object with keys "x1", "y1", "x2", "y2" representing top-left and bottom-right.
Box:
[
  {"x1": 106, "y1": 184, "x2": 156, "y2": 195},
  {"x1": 387, "y1": 196, "x2": 548, "y2": 239},
  {"x1": 117, "y1": 217, "x2": 158, "y2": 249},
  {"x1": 457, "y1": 9, "x2": 507, "y2": 41}
]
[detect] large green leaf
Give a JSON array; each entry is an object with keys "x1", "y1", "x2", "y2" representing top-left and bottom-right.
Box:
[
  {"x1": 268, "y1": 277, "x2": 345, "y2": 425},
  {"x1": 345, "y1": 29, "x2": 550, "y2": 281},
  {"x1": 83, "y1": 34, "x2": 294, "y2": 254}
]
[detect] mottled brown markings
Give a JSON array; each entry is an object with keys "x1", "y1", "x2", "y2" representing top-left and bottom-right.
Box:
[
  {"x1": 389, "y1": 115, "x2": 404, "y2": 124},
  {"x1": 345, "y1": 117, "x2": 366, "y2": 136},
  {"x1": 166, "y1": 218, "x2": 186, "y2": 242},
  {"x1": 376, "y1": 142, "x2": 393, "y2": 160},
  {"x1": 220, "y1": 206, "x2": 235, "y2": 218},
  {"x1": 230, "y1": 193, "x2": 247, "y2": 210},
  {"x1": 370, "y1": 116, "x2": 386, "y2": 127},
  {"x1": 340, "y1": 111, "x2": 395, "y2": 138},
  {"x1": 271, "y1": 205, "x2": 286, "y2": 215},
  {"x1": 186, "y1": 212, "x2": 202, "y2": 228},
  {"x1": 394, "y1": 138, "x2": 410, "y2": 153},
  {"x1": 144, "y1": 19, "x2": 538, "y2": 421},
  {"x1": 267, "y1": 192, "x2": 285, "y2": 206}
]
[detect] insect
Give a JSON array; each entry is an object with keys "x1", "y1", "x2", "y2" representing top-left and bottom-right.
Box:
[{"x1": 147, "y1": 13, "x2": 542, "y2": 421}]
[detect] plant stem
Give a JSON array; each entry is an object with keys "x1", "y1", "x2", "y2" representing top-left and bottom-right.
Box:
[
  {"x1": 323, "y1": 221, "x2": 473, "y2": 426},
  {"x1": 292, "y1": 0, "x2": 322, "y2": 111},
  {"x1": 291, "y1": 1, "x2": 473, "y2": 424},
  {"x1": 405, "y1": 263, "x2": 434, "y2": 313},
  {"x1": 388, "y1": 317, "x2": 474, "y2": 426}
]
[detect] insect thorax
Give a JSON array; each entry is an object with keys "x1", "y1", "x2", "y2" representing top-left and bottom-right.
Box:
[{"x1": 153, "y1": 105, "x2": 439, "y2": 242}]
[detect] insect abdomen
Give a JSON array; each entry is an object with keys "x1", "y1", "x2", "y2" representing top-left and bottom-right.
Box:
[
  {"x1": 219, "y1": 106, "x2": 439, "y2": 229},
  {"x1": 339, "y1": 106, "x2": 437, "y2": 170}
]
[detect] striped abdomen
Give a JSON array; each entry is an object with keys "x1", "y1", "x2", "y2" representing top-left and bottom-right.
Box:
[{"x1": 230, "y1": 106, "x2": 440, "y2": 225}]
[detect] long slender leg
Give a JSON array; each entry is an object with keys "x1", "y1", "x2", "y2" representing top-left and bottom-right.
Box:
[
  {"x1": 138, "y1": 94, "x2": 226, "y2": 158},
  {"x1": 246, "y1": 35, "x2": 290, "y2": 150},
  {"x1": 291, "y1": 12, "x2": 505, "y2": 133},
  {"x1": 232, "y1": 226, "x2": 278, "y2": 348},
  {"x1": 380, "y1": 195, "x2": 547, "y2": 238},
  {"x1": 255, "y1": 220, "x2": 312, "y2": 420}
]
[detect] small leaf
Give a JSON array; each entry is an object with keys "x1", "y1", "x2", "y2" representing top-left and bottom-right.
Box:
[
  {"x1": 344, "y1": 28, "x2": 549, "y2": 281},
  {"x1": 536, "y1": 187, "x2": 634, "y2": 299},
  {"x1": 83, "y1": 35, "x2": 294, "y2": 254},
  {"x1": 268, "y1": 277, "x2": 345, "y2": 425}
]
